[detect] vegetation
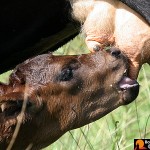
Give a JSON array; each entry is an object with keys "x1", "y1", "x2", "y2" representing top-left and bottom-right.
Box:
[{"x1": 0, "y1": 35, "x2": 149, "y2": 150}]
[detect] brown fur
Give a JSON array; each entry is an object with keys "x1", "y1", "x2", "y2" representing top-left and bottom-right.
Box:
[{"x1": 0, "y1": 48, "x2": 139, "y2": 149}]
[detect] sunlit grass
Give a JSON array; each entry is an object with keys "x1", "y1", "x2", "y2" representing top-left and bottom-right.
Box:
[
  {"x1": 0, "y1": 35, "x2": 149, "y2": 150},
  {"x1": 0, "y1": 70, "x2": 12, "y2": 84}
]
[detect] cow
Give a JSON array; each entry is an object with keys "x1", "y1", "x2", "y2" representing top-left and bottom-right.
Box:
[{"x1": 71, "y1": 0, "x2": 150, "y2": 79}]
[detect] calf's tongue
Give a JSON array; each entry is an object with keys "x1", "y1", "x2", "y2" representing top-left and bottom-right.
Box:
[{"x1": 119, "y1": 77, "x2": 139, "y2": 90}]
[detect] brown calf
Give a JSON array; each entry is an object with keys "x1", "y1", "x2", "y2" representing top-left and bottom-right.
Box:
[{"x1": 0, "y1": 48, "x2": 139, "y2": 149}]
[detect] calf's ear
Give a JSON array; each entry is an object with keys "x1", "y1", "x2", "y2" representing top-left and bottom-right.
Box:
[
  {"x1": 0, "y1": 84, "x2": 26, "y2": 102},
  {"x1": 0, "y1": 85, "x2": 32, "y2": 120}
]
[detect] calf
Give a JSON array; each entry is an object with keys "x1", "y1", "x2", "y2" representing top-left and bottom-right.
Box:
[{"x1": 0, "y1": 48, "x2": 139, "y2": 149}]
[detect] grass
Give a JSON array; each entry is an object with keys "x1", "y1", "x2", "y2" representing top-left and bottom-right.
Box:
[{"x1": 0, "y1": 35, "x2": 150, "y2": 150}]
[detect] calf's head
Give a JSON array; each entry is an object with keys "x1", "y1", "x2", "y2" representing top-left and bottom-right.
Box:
[{"x1": 0, "y1": 48, "x2": 139, "y2": 149}]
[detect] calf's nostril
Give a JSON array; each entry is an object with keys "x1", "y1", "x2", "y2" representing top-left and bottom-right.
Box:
[{"x1": 110, "y1": 48, "x2": 121, "y2": 57}]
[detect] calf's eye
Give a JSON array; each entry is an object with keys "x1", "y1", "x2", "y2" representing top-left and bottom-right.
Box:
[{"x1": 59, "y1": 68, "x2": 73, "y2": 81}]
